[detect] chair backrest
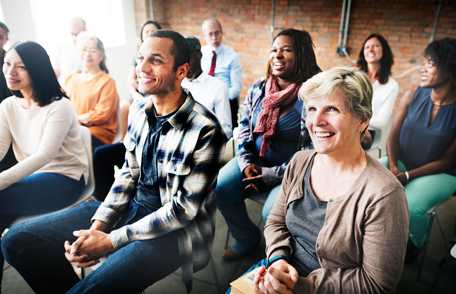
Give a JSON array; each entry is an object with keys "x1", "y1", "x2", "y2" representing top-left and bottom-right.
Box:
[
  {"x1": 219, "y1": 127, "x2": 239, "y2": 166},
  {"x1": 79, "y1": 126, "x2": 95, "y2": 197}
]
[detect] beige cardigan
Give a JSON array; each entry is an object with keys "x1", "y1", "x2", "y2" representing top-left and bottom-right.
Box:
[{"x1": 265, "y1": 150, "x2": 409, "y2": 294}]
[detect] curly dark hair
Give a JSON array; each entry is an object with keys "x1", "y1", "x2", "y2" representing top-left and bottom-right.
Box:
[
  {"x1": 424, "y1": 37, "x2": 456, "y2": 89},
  {"x1": 357, "y1": 33, "x2": 394, "y2": 85},
  {"x1": 266, "y1": 28, "x2": 321, "y2": 84}
]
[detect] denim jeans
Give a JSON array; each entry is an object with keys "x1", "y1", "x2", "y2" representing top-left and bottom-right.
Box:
[
  {"x1": 91, "y1": 135, "x2": 105, "y2": 154},
  {"x1": 93, "y1": 143, "x2": 126, "y2": 201},
  {"x1": 2, "y1": 198, "x2": 185, "y2": 294},
  {"x1": 0, "y1": 172, "x2": 84, "y2": 284},
  {"x1": 215, "y1": 158, "x2": 281, "y2": 253},
  {"x1": 380, "y1": 157, "x2": 456, "y2": 248}
]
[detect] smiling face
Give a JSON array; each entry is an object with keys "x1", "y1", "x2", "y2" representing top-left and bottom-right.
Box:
[
  {"x1": 136, "y1": 37, "x2": 181, "y2": 96},
  {"x1": 2, "y1": 49, "x2": 32, "y2": 93},
  {"x1": 363, "y1": 37, "x2": 383, "y2": 64},
  {"x1": 269, "y1": 35, "x2": 296, "y2": 81},
  {"x1": 141, "y1": 23, "x2": 160, "y2": 41},
  {"x1": 80, "y1": 38, "x2": 104, "y2": 70},
  {"x1": 305, "y1": 88, "x2": 367, "y2": 156},
  {"x1": 420, "y1": 56, "x2": 445, "y2": 88}
]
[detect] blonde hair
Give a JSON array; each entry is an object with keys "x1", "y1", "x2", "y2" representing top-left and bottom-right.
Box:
[{"x1": 298, "y1": 66, "x2": 372, "y2": 121}]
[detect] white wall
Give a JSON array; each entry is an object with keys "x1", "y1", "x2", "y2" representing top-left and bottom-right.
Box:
[
  {"x1": 1, "y1": 0, "x2": 36, "y2": 43},
  {"x1": 0, "y1": 0, "x2": 137, "y2": 99},
  {"x1": 106, "y1": 0, "x2": 137, "y2": 99}
]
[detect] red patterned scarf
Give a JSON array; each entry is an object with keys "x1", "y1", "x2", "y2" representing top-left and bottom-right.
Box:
[{"x1": 254, "y1": 77, "x2": 299, "y2": 157}]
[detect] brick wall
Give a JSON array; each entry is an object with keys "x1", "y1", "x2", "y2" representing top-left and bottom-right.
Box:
[{"x1": 135, "y1": 0, "x2": 456, "y2": 98}]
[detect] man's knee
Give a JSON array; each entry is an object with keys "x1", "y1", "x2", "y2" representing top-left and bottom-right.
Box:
[
  {"x1": 215, "y1": 178, "x2": 244, "y2": 208},
  {"x1": 215, "y1": 185, "x2": 234, "y2": 207}
]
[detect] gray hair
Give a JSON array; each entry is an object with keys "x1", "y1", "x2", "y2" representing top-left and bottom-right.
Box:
[
  {"x1": 77, "y1": 33, "x2": 109, "y2": 73},
  {"x1": 298, "y1": 66, "x2": 372, "y2": 121}
]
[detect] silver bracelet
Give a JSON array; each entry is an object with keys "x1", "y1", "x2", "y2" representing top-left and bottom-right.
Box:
[{"x1": 404, "y1": 171, "x2": 410, "y2": 182}]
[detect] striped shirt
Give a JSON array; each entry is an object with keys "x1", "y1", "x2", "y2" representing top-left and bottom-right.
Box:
[{"x1": 92, "y1": 91, "x2": 226, "y2": 288}]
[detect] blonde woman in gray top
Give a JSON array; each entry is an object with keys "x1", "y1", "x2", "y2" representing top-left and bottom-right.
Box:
[
  {"x1": 236, "y1": 67, "x2": 408, "y2": 294},
  {"x1": 0, "y1": 41, "x2": 88, "y2": 284}
]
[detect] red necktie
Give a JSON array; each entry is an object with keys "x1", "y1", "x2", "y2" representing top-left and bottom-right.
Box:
[{"x1": 208, "y1": 50, "x2": 217, "y2": 76}]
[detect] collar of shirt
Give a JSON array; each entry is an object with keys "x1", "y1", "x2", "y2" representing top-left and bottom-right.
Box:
[
  {"x1": 203, "y1": 44, "x2": 225, "y2": 56},
  {"x1": 135, "y1": 91, "x2": 195, "y2": 132},
  {"x1": 213, "y1": 44, "x2": 224, "y2": 55},
  {"x1": 183, "y1": 73, "x2": 209, "y2": 85}
]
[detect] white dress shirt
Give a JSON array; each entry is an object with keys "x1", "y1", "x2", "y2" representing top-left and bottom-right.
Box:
[
  {"x1": 182, "y1": 73, "x2": 232, "y2": 138},
  {"x1": 370, "y1": 77, "x2": 399, "y2": 155},
  {"x1": 201, "y1": 44, "x2": 242, "y2": 100}
]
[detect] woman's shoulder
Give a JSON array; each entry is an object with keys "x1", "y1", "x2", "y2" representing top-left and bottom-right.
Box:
[
  {"x1": 408, "y1": 87, "x2": 431, "y2": 106},
  {"x1": 0, "y1": 95, "x2": 20, "y2": 111},
  {"x1": 46, "y1": 98, "x2": 76, "y2": 115},
  {"x1": 50, "y1": 97, "x2": 72, "y2": 107},
  {"x1": 361, "y1": 155, "x2": 405, "y2": 200},
  {"x1": 288, "y1": 150, "x2": 316, "y2": 170},
  {"x1": 64, "y1": 71, "x2": 79, "y2": 85},
  {"x1": 0, "y1": 95, "x2": 17, "y2": 105},
  {"x1": 374, "y1": 76, "x2": 399, "y2": 92},
  {"x1": 249, "y1": 78, "x2": 266, "y2": 90},
  {"x1": 387, "y1": 76, "x2": 399, "y2": 88},
  {"x1": 93, "y1": 72, "x2": 116, "y2": 85}
]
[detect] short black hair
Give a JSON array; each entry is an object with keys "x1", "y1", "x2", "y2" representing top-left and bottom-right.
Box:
[
  {"x1": 185, "y1": 36, "x2": 201, "y2": 53},
  {"x1": 9, "y1": 41, "x2": 66, "y2": 106},
  {"x1": 425, "y1": 37, "x2": 456, "y2": 89},
  {"x1": 140, "y1": 20, "x2": 162, "y2": 42},
  {"x1": 0, "y1": 21, "x2": 9, "y2": 34},
  {"x1": 357, "y1": 33, "x2": 394, "y2": 85},
  {"x1": 151, "y1": 30, "x2": 190, "y2": 71},
  {"x1": 267, "y1": 28, "x2": 321, "y2": 84}
]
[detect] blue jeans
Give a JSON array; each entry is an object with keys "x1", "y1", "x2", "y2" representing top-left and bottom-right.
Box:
[
  {"x1": 93, "y1": 143, "x2": 126, "y2": 201},
  {"x1": 215, "y1": 158, "x2": 281, "y2": 253},
  {"x1": 0, "y1": 172, "x2": 84, "y2": 284},
  {"x1": 2, "y1": 198, "x2": 185, "y2": 294}
]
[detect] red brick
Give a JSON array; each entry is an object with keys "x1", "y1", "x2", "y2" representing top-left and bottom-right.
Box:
[{"x1": 135, "y1": 0, "x2": 456, "y2": 98}]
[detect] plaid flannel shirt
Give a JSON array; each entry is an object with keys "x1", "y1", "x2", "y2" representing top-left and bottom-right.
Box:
[{"x1": 92, "y1": 92, "x2": 226, "y2": 287}]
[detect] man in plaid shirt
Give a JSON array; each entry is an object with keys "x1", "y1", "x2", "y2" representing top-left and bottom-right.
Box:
[{"x1": 2, "y1": 30, "x2": 226, "y2": 293}]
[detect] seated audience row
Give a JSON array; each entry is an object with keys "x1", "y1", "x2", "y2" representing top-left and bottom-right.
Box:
[
  {"x1": 0, "y1": 15, "x2": 454, "y2": 293},
  {"x1": 2, "y1": 30, "x2": 226, "y2": 293},
  {"x1": 236, "y1": 66, "x2": 409, "y2": 294},
  {"x1": 228, "y1": 37, "x2": 455, "y2": 294}
]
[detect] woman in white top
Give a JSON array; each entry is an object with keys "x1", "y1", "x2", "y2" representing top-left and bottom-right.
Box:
[
  {"x1": 0, "y1": 41, "x2": 88, "y2": 281},
  {"x1": 357, "y1": 33, "x2": 399, "y2": 156}
]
